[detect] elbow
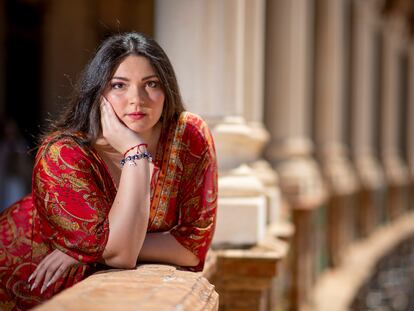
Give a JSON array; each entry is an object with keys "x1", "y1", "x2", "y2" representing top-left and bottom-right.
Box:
[
  {"x1": 103, "y1": 252, "x2": 138, "y2": 269},
  {"x1": 113, "y1": 258, "x2": 137, "y2": 269},
  {"x1": 117, "y1": 262, "x2": 137, "y2": 269},
  {"x1": 184, "y1": 254, "x2": 200, "y2": 267}
]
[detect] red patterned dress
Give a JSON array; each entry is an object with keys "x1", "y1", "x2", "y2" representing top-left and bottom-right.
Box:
[{"x1": 0, "y1": 112, "x2": 218, "y2": 310}]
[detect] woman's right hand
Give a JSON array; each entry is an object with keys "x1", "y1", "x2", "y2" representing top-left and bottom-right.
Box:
[
  {"x1": 100, "y1": 96, "x2": 143, "y2": 154},
  {"x1": 28, "y1": 249, "x2": 80, "y2": 294}
]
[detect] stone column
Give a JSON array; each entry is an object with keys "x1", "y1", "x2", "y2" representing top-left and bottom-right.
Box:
[
  {"x1": 350, "y1": 0, "x2": 386, "y2": 238},
  {"x1": 155, "y1": 0, "x2": 277, "y2": 246},
  {"x1": 265, "y1": 0, "x2": 326, "y2": 309},
  {"x1": 380, "y1": 16, "x2": 410, "y2": 221},
  {"x1": 42, "y1": 0, "x2": 95, "y2": 119},
  {"x1": 313, "y1": 0, "x2": 359, "y2": 267}
]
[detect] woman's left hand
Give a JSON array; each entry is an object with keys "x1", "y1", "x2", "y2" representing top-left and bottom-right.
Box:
[
  {"x1": 100, "y1": 96, "x2": 143, "y2": 154},
  {"x1": 28, "y1": 249, "x2": 80, "y2": 294}
]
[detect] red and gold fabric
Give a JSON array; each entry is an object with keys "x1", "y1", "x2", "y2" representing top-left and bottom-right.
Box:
[{"x1": 0, "y1": 112, "x2": 218, "y2": 310}]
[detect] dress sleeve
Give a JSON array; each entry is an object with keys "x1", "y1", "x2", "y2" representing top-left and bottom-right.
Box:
[
  {"x1": 170, "y1": 124, "x2": 218, "y2": 271},
  {"x1": 32, "y1": 137, "x2": 111, "y2": 263}
]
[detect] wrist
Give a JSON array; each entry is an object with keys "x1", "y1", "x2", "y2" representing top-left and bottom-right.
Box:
[
  {"x1": 120, "y1": 145, "x2": 153, "y2": 168},
  {"x1": 123, "y1": 143, "x2": 148, "y2": 158}
]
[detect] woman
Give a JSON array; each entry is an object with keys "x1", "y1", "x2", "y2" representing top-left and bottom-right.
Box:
[{"x1": 0, "y1": 32, "x2": 217, "y2": 310}]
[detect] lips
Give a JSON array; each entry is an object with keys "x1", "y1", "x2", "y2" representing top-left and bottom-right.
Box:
[{"x1": 127, "y1": 112, "x2": 146, "y2": 120}]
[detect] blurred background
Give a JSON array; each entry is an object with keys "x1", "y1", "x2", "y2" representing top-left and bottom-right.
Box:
[
  {"x1": 1, "y1": 0, "x2": 414, "y2": 310},
  {"x1": 0, "y1": 0, "x2": 155, "y2": 211}
]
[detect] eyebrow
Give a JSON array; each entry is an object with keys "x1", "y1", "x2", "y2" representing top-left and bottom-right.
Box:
[{"x1": 111, "y1": 74, "x2": 158, "y2": 81}]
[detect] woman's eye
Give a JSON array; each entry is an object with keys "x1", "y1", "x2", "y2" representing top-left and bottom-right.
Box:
[
  {"x1": 146, "y1": 81, "x2": 159, "y2": 88},
  {"x1": 111, "y1": 82, "x2": 124, "y2": 89}
]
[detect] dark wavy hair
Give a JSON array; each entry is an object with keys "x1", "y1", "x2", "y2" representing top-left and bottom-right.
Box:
[{"x1": 50, "y1": 32, "x2": 185, "y2": 143}]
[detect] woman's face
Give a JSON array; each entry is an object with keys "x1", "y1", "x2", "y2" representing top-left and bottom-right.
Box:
[{"x1": 103, "y1": 55, "x2": 165, "y2": 136}]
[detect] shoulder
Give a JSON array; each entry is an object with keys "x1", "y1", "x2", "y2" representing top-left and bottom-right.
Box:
[
  {"x1": 35, "y1": 131, "x2": 93, "y2": 168},
  {"x1": 177, "y1": 112, "x2": 215, "y2": 153},
  {"x1": 179, "y1": 111, "x2": 207, "y2": 129}
]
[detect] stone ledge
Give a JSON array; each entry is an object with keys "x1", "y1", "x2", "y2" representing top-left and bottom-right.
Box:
[
  {"x1": 310, "y1": 211, "x2": 414, "y2": 311},
  {"x1": 33, "y1": 264, "x2": 219, "y2": 311}
]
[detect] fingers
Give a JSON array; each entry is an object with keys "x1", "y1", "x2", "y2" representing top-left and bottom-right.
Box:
[
  {"x1": 99, "y1": 96, "x2": 142, "y2": 153},
  {"x1": 100, "y1": 96, "x2": 120, "y2": 134},
  {"x1": 29, "y1": 250, "x2": 59, "y2": 292},
  {"x1": 28, "y1": 249, "x2": 79, "y2": 294},
  {"x1": 43, "y1": 264, "x2": 67, "y2": 292},
  {"x1": 100, "y1": 96, "x2": 110, "y2": 132},
  {"x1": 100, "y1": 96, "x2": 118, "y2": 121},
  {"x1": 41, "y1": 262, "x2": 66, "y2": 294}
]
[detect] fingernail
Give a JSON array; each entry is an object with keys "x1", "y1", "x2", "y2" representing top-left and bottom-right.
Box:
[
  {"x1": 28, "y1": 274, "x2": 33, "y2": 282},
  {"x1": 40, "y1": 286, "x2": 45, "y2": 294},
  {"x1": 30, "y1": 283, "x2": 36, "y2": 291},
  {"x1": 46, "y1": 281, "x2": 52, "y2": 288}
]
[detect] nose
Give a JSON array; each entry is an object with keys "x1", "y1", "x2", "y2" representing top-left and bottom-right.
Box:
[{"x1": 129, "y1": 86, "x2": 146, "y2": 105}]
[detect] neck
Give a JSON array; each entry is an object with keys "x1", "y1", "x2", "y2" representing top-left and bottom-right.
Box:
[
  {"x1": 143, "y1": 122, "x2": 162, "y2": 156},
  {"x1": 138, "y1": 123, "x2": 161, "y2": 151}
]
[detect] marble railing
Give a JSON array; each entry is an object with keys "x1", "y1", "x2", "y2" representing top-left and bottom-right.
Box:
[{"x1": 33, "y1": 262, "x2": 219, "y2": 311}]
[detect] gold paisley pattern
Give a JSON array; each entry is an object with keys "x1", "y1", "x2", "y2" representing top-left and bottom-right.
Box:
[{"x1": 151, "y1": 112, "x2": 218, "y2": 271}]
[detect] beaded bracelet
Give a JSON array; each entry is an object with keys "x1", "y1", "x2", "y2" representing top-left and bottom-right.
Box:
[
  {"x1": 120, "y1": 151, "x2": 153, "y2": 167},
  {"x1": 123, "y1": 143, "x2": 148, "y2": 158}
]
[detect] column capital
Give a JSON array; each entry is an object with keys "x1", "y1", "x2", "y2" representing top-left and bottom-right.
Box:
[
  {"x1": 211, "y1": 116, "x2": 269, "y2": 171},
  {"x1": 275, "y1": 155, "x2": 327, "y2": 210},
  {"x1": 266, "y1": 137, "x2": 314, "y2": 161}
]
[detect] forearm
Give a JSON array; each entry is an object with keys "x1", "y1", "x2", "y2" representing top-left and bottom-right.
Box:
[
  {"x1": 138, "y1": 232, "x2": 200, "y2": 267},
  {"x1": 102, "y1": 160, "x2": 151, "y2": 268}
]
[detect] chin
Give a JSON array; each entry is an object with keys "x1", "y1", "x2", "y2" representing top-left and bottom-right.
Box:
[{"x1": 129, "y1": 125, "x2": 150, "y2": 134}]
